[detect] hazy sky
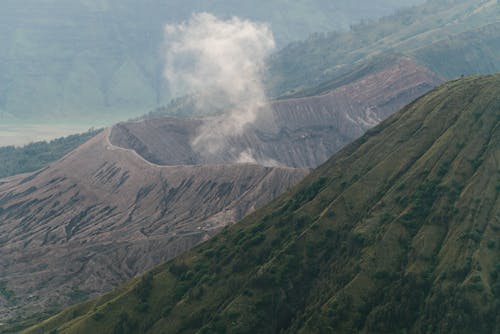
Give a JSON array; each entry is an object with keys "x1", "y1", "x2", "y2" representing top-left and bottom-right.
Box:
[{"x1": 0, "y1": 0, "x2": 428, "y2": 146}]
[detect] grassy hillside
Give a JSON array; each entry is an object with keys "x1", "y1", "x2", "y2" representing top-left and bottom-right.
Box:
[
  {"x1": 23, "y1": 74, "x2": 500, "y2": 333},
  {"x1": 0, "y1": 0, "x2": 423, "y2": 125},
  {"x1": 268, "y1": 0, "x2": 500, "y2": 96},
  {"x1": 0, "y1": 129, "x2": 101, "y2": 179}
]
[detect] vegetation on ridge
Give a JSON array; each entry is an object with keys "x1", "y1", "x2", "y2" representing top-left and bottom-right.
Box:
[
  {"x1": 268, "y1": 0, "x2": 500, "y2": 96},
  {"x1": 0, "y1": 129, "x2": 101, "y2": 179},
  {"x1": 24, "y1": 74, "x2": 500, "y2": 333}
]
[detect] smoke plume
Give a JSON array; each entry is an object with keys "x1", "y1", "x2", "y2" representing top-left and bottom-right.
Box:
[{"x1": 164, "y1": 13, "x2": 276, "y2": 161}]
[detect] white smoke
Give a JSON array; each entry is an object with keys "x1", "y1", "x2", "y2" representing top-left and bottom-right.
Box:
[
  {"x1": 236, "y1": 148, "x2": 282, "y2": 167},
  {"x1": 164, "y1": 13, "x2": 276, "y2": 161}
]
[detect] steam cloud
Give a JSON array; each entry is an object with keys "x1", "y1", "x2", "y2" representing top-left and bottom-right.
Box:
[{"x1": 164, "y1": 13, "x2": 276, "y2": 162}]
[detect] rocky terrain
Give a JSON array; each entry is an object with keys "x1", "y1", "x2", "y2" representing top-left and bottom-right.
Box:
[
  {"x1": 0, "y1": 55, "x2": 441, "y2": 324},
  {"x1": 111, "y1": 57, "x2": 442, "y2": 168},
  {"x1": 25, "y1": 74, "x2": 500, "y2": 334},
  {"x1": 0, "y1": 130, "x2": 307, "y2": 322}
]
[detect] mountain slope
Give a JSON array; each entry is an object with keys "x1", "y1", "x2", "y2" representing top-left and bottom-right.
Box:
[
  {"x1": 412, "y1": 22, "x2": 500, "y2": 80},
  {"x1": 268, "y1": 0, "x2": 500, "y2": 96},
  {"x1": 111, "y1": 56, "x2": 441, "y2": 168},
  {"x1": 0, "y1": 130, "x2": 308, "y2": 324},
  {"x1": 25, "y1": 74, "x2": 500, "y2": 334},
  {"x1": 0, "y1": 54, "x2": 441, "y2": 326}
]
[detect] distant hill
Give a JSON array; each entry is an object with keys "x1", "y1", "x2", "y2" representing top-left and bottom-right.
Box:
[
  {"x1": 0, "y1": 129, "x2": 101, "y2": 179},
  {"x1": 0, "y1": 0, "x2": 424, "y2": 125},
  {"x1": 24, "y1": 74, "x2": 500, "y2": 334},
  {"x1": 268, "y1": 0, "x2": 500, "y2": 96}
]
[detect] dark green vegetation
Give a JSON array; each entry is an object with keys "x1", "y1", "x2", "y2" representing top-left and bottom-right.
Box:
[
  {"x1": 0, "y1": 0, "x2": 422, "y2": 124},
  {"x1": 268, "y1": 0, "x2": 500, "y2": 96},
  {"x1": 23, "y1": 74, "x2": 500, "y2": 333},
  {"x1": 0, "y1": 129, "x2": 101, "y2": 179}
]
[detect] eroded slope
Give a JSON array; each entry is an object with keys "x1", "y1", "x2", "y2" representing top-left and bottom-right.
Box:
[
  {"x1": 111, "y1": 57, "x2": 442, "y2": 168},
  {"x1": 26, "y1": 74, "x2": 500, "y2": 334},
  {"x1": 0, "y1": 130, "x2": 307, "y2": 322},
  {"x1": 0, "y1": 56, "x2": 441, "y2": 325}
]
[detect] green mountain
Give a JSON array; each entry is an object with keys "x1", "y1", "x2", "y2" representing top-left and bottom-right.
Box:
[
  {"x1": 268, "y1": 0, "x2": 500, "y2": 96},
  {"x1": 0, "y1": 0, "x2": 423, "y2": 126},
  {"x1": 23, "y1": 74, "x2": 500, "y2": 334}
]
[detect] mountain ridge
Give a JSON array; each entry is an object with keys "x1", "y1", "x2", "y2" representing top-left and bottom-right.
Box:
[
  {"x1": 110, "y1": 56, "x2": 441, "y2": 168},
  {"x1": 0, "y1": 54, "x2": 441, "y2": 325},
  {"x1": 22, "y1": 73, "x2": 500, "y2": 334},
  {"x1": 0, "y1": 129, "x2": 308, "y2": 323},
  {"x1": 268, "y1": 0, "x2": 500, "y2": 96}
]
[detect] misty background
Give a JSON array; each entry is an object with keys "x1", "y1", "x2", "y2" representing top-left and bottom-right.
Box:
[{"x1": 0, "y1": 0, "x2": 427, "y2": 146}]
